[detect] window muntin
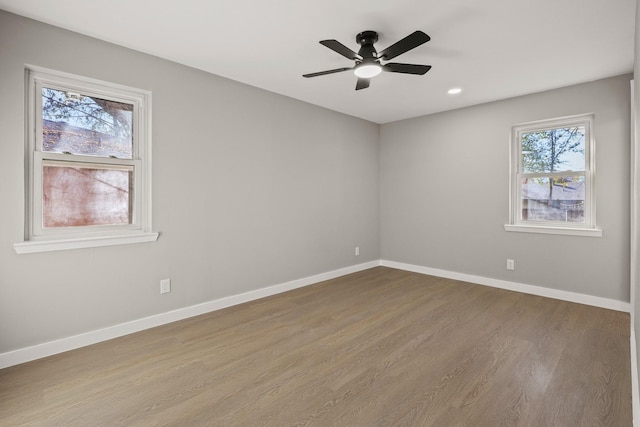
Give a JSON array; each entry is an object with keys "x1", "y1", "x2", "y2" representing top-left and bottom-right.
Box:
[
  {"x1": 508, "y1": 114, "x2": 597, "y2": 235},
  {"x1": 16, "y1": 66, "x2": 156, "y2": 253}
]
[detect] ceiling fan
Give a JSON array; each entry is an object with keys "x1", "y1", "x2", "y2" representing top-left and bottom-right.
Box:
[{"x1": 303, "y1": 30, "x2": 432, "y2": 90}]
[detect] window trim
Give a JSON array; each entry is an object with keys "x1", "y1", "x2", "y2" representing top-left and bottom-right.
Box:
[
  {"x1": 15, "y1": 66, "x2": 158, "y2": 254},
  {"x1": 504, "y1": 113, "x2": 602, "y2": 237}
]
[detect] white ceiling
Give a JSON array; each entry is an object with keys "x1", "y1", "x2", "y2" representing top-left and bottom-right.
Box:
[{"x1": 1, "y1": 0, "x2": 636, "y2": 124}]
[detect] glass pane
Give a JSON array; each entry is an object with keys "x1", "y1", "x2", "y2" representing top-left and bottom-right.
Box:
[
  {"x1": 521, "y1": 176, "x2": 585, "y2": 223},
  {"x1": 42, "y1": 87, "x2": 133, "y2": 159},
  {"x1": 521, "y1": 126, "x2": 585, "y2": 174},
  {"x1": 42, "y1": 163, "x2": 133, "y2": 228}
]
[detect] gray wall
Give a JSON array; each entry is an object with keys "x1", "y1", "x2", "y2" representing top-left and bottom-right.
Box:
[
  {"x1": 0, "y1": 11, "x2": 380, "y2": 353},
  {"x1": 380, "y1": 75, "x2": 631, "y2": 302}
]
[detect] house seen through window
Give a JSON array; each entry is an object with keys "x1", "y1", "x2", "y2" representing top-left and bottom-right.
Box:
[{"x1": 41, "y1": 87, "x2": 134, "y2": 227}]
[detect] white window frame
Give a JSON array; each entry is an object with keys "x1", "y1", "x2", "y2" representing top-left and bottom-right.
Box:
[
  {"x1": 504, "y1": 113, "x2": 602, "y2": 237},
  {"x1": 14, "y1": 66, "x2": 158, "y2": 254}
]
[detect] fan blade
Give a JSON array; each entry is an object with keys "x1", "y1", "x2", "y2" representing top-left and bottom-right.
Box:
[
  {"x1": 383, "y1": 63, "x2": 432, "y2": 75},
  {"x1": 378, "y1": 31, "x2": 431, "y2": 60},
  {"x1": 319, "y1": 40, "x2": 362, "y2": 61},
  {"x1": 303, "y1": 67, "x2": 353, "y2": 78},
  {"x1": 355, "y1": 78, "x2": 370, "y2": 90}
]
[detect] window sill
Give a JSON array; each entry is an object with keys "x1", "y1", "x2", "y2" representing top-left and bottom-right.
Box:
[
  {"x1": 14, "y1": 232, "x2": 159, "y2": 254},
  {"x1": 504, "y1": 224, "x2": 602, "y2": 237}
]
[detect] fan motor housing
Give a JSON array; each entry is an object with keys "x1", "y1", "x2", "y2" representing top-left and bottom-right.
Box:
[{"x1": 356, "y1": 31, "x2": 378, "y2": 46}]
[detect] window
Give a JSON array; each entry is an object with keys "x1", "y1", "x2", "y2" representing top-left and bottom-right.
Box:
[
  {"x1": 505, "y1": 114, "x2": 601, "y2": 237},
  {"x1": 14, "y1": 66, "x2": 158, "y2": 253}
]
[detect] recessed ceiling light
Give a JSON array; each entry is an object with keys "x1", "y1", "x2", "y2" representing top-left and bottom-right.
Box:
[{"x1": 448, "y1": 88, "x2": 462, "y2": 95}]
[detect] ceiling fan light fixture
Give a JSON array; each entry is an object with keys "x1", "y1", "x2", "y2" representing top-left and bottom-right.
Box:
[
  {"x1": 354, "y1": 63, "x2": 382, "y2": 78},
  {"x1": 304, "y1": 30, "x2": 431, "y2": 90}
]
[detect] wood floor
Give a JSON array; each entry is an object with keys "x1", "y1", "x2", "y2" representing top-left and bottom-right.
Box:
[{"x1": 0, "y1": 267, "x2": 632, "y2": 426}]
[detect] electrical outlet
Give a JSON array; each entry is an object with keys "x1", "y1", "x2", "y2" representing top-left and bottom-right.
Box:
[
  {"x1": 355, "y1": 246, "x2": 360, "y2": 256},
  {"x1": 160, "y1": 278, "x2": 171, "y2": 294},
  {"x1": 506, "y1": 259, "x2": 515, "y2": 271}
]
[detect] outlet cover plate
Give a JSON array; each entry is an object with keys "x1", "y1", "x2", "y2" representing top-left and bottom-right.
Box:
[{"x1": 160, "y1": 278, "x2": 171, "y2": 294}]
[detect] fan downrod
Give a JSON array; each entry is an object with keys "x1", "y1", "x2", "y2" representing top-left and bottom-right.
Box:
[{"x1": 356, "y1": 31, "x2": 378, "y2": 59}]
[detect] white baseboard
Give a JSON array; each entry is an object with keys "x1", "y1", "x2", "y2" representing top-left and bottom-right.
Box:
[
  {"x1": 1, "y1": 259, "x2": 630, "y2": 369},
  {"x1": 380, "y1": 260, "x2": 631, "y2": 312},
  {"x1": 632, "y1": 330, "x2": 640, "y2": 427},
  {"x1": 0, "y1": 261, "x2": 379, "y2": 369}
]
